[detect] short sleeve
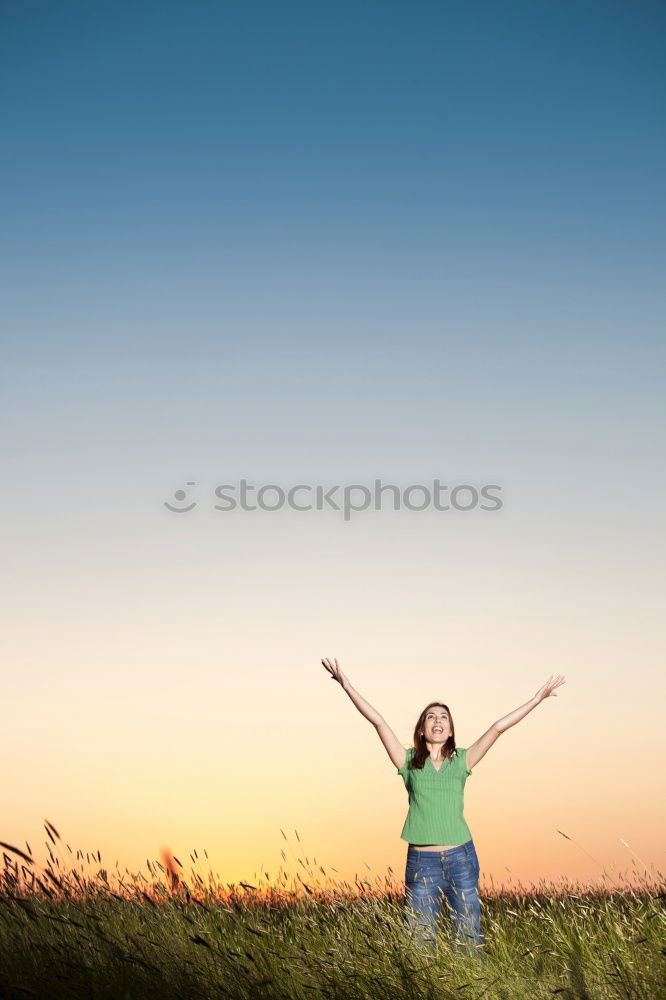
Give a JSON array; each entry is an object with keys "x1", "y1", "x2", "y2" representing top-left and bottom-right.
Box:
[
  {"x1": 397, "y1": 746, "x2": 413, "y2": 781},
  {"x1": 458, "y1": 747, "x2": 473, "y2": 776}
]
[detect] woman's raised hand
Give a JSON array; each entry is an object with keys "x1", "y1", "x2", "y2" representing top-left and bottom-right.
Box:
[
  {"x1": 321, "y1": 657, "x2": 349, "y2": 689},
  {"x1": 533, "y1": 674, "x2": 566, "y2": 703}
]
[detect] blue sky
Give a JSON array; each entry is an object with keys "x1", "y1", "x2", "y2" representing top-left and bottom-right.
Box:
[
  {"x1": 3, "y1": 0, "x2": 665, "y2": 360},
  {"x1": 2, "y1": 0, "x2": 664, "y2": 544},
  {"x1": 2, "y1": 0, "x2": 664, "y2": 494}
]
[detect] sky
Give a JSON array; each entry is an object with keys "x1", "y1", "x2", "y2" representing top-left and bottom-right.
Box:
[{"x1": 1, "y1": 0, "x2": 664, "y2": 893}]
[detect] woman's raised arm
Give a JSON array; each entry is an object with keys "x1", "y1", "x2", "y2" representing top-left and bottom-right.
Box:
[
  {"x1": 320, "y1": 657, "x2": 406, "y2": 770},
  {"x1": 466, "y1": 674, "x2": 566, "y2": 770},
  {"x1": 321, "y1": 657, "x2": 383, "y2": 723}
]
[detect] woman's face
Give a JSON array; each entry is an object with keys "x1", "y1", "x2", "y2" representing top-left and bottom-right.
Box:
[{"x1": 422, "y1": 706, "x2": 451, "y2": 744}]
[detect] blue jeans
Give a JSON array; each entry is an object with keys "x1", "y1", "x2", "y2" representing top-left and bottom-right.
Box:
[{"x1": 403, "y1": 841, "x2": 486, "y2": 955}]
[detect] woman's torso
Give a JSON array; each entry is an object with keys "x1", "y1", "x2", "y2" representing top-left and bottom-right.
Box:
[{"x1": 410, "y1": 755, "x2": 462, "y2": 849}]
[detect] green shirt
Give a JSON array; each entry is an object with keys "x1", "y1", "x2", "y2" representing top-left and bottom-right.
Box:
[{"x1": 397, "y1": 746, "x2": 473, "y2": 846}]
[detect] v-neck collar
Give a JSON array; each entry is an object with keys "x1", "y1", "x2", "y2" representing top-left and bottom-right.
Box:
[{"x1": 427, "y1": 755, "x2": 448, "y2": 773}]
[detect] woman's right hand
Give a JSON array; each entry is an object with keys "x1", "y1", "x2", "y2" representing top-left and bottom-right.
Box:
[{"x1": 321, "y1": 657, "x2": 349, "y2": 689}]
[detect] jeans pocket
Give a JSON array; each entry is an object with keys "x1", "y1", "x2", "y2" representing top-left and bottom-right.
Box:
[
  {"x1": 468, "y1": 846, "x2": 480, "y2": 880},
  {"x1": 405, "y1": 858, "x2": 422, "y2": 885}
]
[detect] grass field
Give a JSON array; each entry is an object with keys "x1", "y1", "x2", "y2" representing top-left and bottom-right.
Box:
[{"x1": 0, "y1": 823, "x2": 663, "y2": 1000}]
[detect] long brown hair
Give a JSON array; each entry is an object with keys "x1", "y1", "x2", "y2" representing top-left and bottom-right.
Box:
[{"x1": 408, "y1": 701, "x2": 457, "y2": 770}]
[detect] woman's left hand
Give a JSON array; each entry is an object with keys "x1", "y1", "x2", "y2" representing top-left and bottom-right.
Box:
[{"x1": 533, "y1": 674, "x2": 566, "y2": 703}]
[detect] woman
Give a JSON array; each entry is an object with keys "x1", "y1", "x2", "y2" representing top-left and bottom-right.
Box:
[{"x1": 320, "y1": 657, "x2": 565, "y2": 956}]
